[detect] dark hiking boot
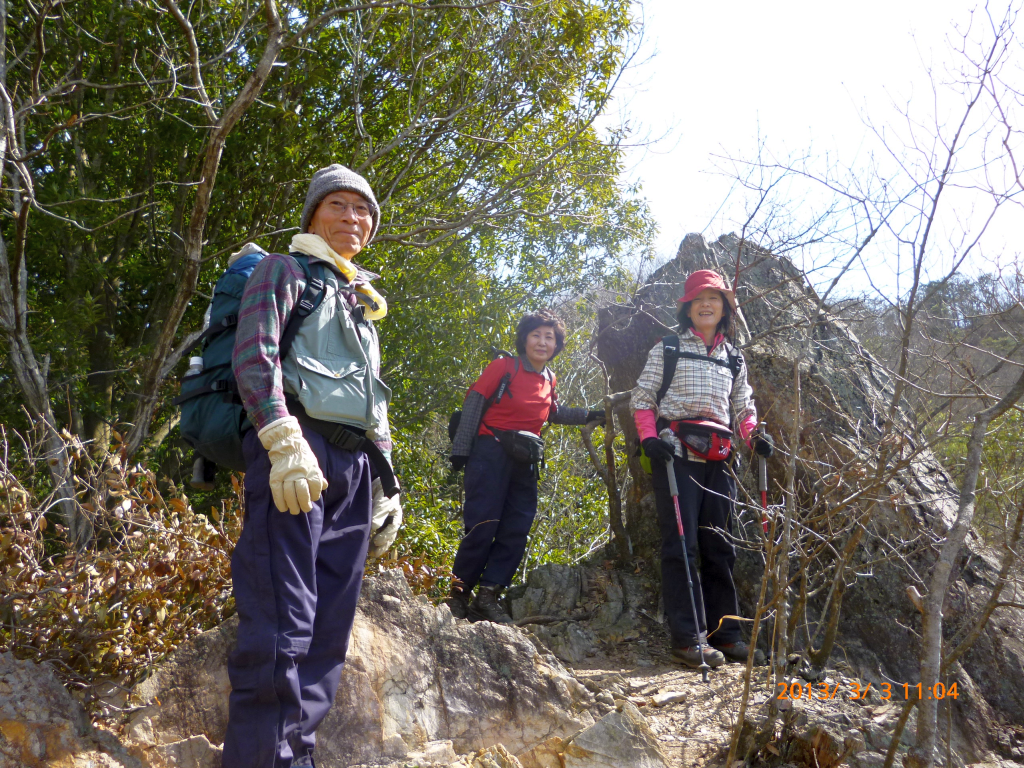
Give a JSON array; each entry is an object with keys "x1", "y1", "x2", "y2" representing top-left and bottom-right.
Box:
[
  {"x1": 444, "y1": 584, "x2": 471, "y2": 620},
  {"x1": 291, "y1": 756, "x2": 315, "y2": 767},
  {"x1": 714, "y1": 640, "x2": 767, "y2": 666},
  {"x1": 671, "y1": 645, "x2": 726, "y2": 669},
  {"x1": 468, "y1": 585, "x2": 513, "y2": 624}
]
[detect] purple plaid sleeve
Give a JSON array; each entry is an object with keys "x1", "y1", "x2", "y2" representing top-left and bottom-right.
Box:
[{"x1": 232, "y1": 254, "x2": 305, "y2": 431}]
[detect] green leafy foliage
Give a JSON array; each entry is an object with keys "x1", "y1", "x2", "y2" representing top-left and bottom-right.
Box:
[
  {"x1": 933, "y1": 409, "x2": 1024, "y2": 543},
  {"x1": 1, "y1": 0, "x2": 651, "y2": 456},
  {"x1": 379, "y1": 305, "x2": 622, "y2": 598},
  {"x1": 1, "y1": 0, "x2": 648, "y2": 688}
]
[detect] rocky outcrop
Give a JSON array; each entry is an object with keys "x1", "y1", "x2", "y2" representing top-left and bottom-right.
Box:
[
  {"x1": 597, "y1": 232, "x2": 958, "y2": 562},
  {"x1": 2, "y1": 565, "x2": 684, "y2": 768},
  {"x1": 0, "y1": 653, "x2": 139, "y2": 768},
  {"x1": 508, "y1": 563, "x2": 655, "y2": 665},
  {"x1": 561, "y1": 702, "x2": 667, "y2": 768},
  {"x1": 596, "y1": 232, "x2": 1024, "y2": 764},
  {"x1": 127, "y1": 570, "x2": 600, "y2": 766}
]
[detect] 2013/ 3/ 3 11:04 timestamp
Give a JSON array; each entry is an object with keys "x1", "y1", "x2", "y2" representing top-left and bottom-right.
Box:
[{"x1": 776, "y1": 681, "x2": 960, "y2": 701}]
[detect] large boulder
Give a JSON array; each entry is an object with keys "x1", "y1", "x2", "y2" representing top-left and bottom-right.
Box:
[
  {"x1": 596, "y1": 232, "x2": 958, "y2": 562},
  {"x1": 561, "y1": 703, "x2": 668, "y2": 768},
  {"x1": 595, "y1": 232, "x2": 1024, "y2": 764},
  {"x1": 127, "y1": 570, "x2": 598, "y2": 766},
  {"x1": 507, "y1": 564, "x2": 656, "y2": 665}
]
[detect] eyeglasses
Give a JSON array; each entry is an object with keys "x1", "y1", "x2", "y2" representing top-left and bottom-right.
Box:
[{"x1": 328, "y1": 200, "x2": 374, "y2": 218}]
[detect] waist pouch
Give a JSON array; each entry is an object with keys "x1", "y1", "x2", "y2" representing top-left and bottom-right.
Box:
[
  {"x1": 670, "y1": 420, "x2": 732, "y2": 461},
  {"x1": 493, "y1": 429, "x2": 545, "y2": 464}
]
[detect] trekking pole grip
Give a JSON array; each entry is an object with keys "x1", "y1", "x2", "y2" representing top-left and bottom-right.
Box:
[{"x1": 665, "y1": 456, "x2": 679, "y2": 497}]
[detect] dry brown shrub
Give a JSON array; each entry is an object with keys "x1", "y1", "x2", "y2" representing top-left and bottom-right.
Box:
[{"x1": 0, "y1": 426, "x2": 241, "y2": 704}]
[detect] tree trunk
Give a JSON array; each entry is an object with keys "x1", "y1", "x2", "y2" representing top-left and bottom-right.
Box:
[
  {"x1": 0, "y1": 197, "x2": 90, "y2": 546},
  {"x1": 906, "y1": 366, "x2": 1024, "y2": 768},
  {"x1": 125, "y1": 0, "x2": 286, "y2": 456}
]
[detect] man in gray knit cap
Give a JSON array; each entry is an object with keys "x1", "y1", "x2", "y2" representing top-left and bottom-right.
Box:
[{"x1": 224, "y1": 164, "x2": 400, "y2": 768}]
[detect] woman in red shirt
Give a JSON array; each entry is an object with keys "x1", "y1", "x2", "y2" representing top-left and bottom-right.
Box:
[{"x1": 447, "y1": 310, "x2": 602, "y2": 623}]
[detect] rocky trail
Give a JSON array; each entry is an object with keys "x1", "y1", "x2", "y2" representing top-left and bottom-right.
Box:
[
  {"x1": 572, "y1": 630, "x2": 759, "y2": 767},
  {"x1": 6, "y1": 561, "x2": 1001, "y2": 768},
  {"x1": 570, "y1": 628, "x2": 926, "y2": 768}
]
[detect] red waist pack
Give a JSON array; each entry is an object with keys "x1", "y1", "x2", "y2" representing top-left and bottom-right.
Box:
[{"x1": 670, "y1": 419, "x2": 733, "y2": 461}]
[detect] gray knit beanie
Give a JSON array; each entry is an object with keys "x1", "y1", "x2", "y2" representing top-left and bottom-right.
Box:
[{"x1": 300, "y1": 164, "x2": 380, "y2": 241}]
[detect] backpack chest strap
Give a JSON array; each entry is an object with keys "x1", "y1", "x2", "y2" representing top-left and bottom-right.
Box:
[{"x1": 656, "y1": 334, "x2": 742, "y2": 405}]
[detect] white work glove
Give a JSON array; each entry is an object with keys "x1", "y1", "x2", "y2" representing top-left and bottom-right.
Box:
[
  {"x1": 258, "y1": 416, "x2": 328, "y2": 515},
  {"x1": 368, "y1": 477, "x2": 402, "y2": 558}
]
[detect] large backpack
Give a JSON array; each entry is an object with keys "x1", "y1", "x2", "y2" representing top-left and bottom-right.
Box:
[
  {"x1": 174, "y1": 252, "x2": 326, "y2": 473},
  {"x1": 447, "y1": 349, "x2": 516, "y2": 442}
]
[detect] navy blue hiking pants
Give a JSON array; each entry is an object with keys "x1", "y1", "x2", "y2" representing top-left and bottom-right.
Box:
[
  {"x1": 651, "y1": 455, "x2": 742, "y2": 649},
  {"x1": 452, "y1": 435, "x2": 538, "y2": 590},
  {"x1": 222, "y1": 427, "x2": 372, "y2": 768}
]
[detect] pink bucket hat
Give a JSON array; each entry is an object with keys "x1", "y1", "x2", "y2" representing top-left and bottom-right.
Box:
[{"x1": 678, "y1": 269, "x2": 737, "y2": 311}]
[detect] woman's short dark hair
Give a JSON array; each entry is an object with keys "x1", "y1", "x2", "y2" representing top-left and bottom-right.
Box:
[
  {"x1": 515, "y1": 309, "x2": 566, "y2": 359},
  {"x1": 678, "y1": 293, "x2": 736, "y2": 339}
]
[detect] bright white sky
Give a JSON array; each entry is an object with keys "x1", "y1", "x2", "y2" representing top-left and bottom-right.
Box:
[{"x1": 607, "y1": 0, "x2": 1024, "y2": 297}]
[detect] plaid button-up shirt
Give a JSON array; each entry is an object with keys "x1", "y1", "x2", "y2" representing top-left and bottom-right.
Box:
[{"x1": 631, "y1": 328, "x2": 755, "y2": 430}]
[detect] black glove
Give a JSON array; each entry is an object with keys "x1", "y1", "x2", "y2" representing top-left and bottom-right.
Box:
[
  {"x1": 641, "y1": 437, "x2": 675, "y2": 463},
  {"x1": 752, "y1": 433, "x2": 775, "y2": 458},
  {"x1": 450, "y1": 455, "x2": 469, "y2": 472},
  {"x1": 585, "y1": 410, "x2": 606, "y2": 425}
]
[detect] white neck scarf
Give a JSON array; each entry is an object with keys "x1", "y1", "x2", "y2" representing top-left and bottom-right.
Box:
[{"x1": 290, "y1": 233, "x2": 387, "y2": 320}]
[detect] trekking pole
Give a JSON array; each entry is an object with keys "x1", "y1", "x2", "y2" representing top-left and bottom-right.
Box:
[
  {"x1": 664, "y1": 457, "x2": 712, "y2": 683},
  {"x1": 757, "y1": 421, "x2": 769, "y2": 534}
]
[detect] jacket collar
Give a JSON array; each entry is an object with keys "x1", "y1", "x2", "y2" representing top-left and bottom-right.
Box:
[
  {"x1": 681, "y1": 327, "x2": 725, "y2": 353},
  {"x1": 519, "y1": 355, "x2": 554, "y2": 381}
]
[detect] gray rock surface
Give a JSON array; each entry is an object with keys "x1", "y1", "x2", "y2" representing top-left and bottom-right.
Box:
[
  {"x1": 0, "y1": 652, "x2": 87, "y2": 767},
  {"x1": 128, "y1": 570, "x2": 597, "y2": 766},
  {"x1": 508, "y1": 564, "x2": 584, "y2": 619},
  {"x1": 561, "y1": 702, "x2": 668, "y2": 768},
  {"x1": 508, "y1": 564, "x2": 656, "y2": 665},
  {"x1": 0, "y1": 653, "x2": 138, "y2": 768},
  {"x1": 520, "y1": 622, "x2": 596, "y2": 665}
]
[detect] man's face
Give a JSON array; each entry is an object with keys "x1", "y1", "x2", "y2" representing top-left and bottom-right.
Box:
[{"x1": 307, "y1": 190, "x2": 373, "y2": 259}]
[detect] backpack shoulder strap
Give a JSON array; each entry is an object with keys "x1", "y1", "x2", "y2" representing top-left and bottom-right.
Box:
[
  {"x1": 545, "y1": 367, "x2": 558, "y2": 408},
  {"x1": 486, "y1": 356, "x2": 518, "y2": 407},
  {"x1": 279, "y1": 255, "x2": 327, "y2": 360},
  {"x1": 726, "y1": 343, "x2": 743, "y2": 378},
  {"x1": 656, "y1": 335, "x2": 680, "y2": 405},
  {"x1": 672, "y1": 343, "x2": 743, "y2": 379},
  {"x1": 185, "y1": 313, "x2": 235, "y2": 356}
]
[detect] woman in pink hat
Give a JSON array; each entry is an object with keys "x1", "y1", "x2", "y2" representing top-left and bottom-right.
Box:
[{"x1": 630, "y1": 269, "x2": 773, "y2": 669}]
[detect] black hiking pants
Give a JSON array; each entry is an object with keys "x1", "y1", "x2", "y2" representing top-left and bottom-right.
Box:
[
  {"x1": 651, "y1": 455, "x2": 742, "y2": 649},
  {"x1": 452, "y1": 435, "x2": 538, "y2": 590}
]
